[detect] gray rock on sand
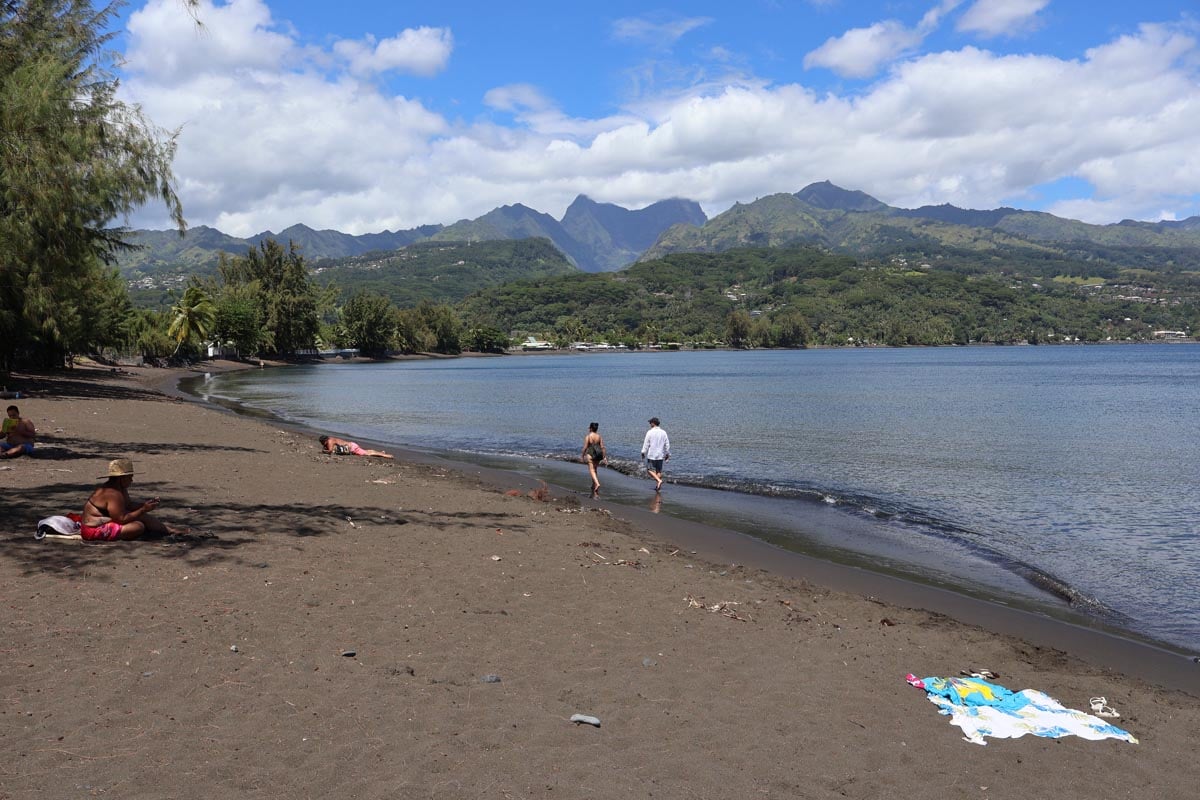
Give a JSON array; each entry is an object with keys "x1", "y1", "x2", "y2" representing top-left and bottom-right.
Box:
[{"x1": 570, "y1": 714, "x2": 601, "y2": 727}]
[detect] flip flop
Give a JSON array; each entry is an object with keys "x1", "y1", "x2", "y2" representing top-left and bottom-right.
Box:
[{"x1": 1089, "y1": 697, "x2": 1121, "y2": 718}]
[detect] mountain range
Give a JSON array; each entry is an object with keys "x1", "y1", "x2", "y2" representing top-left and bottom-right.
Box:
[
  {"x1": 641, "y1": 181, "x2": 1200, "y2": 268},
  {"x1": 430, "y1": 195, "x2": 707, "y2": 272},
  {"x1": 119, "y1": 195, "x2": 707, "y2": 276},
  {"x1": 119, "y1": 182, "x2": 1200, "y2": 284}
]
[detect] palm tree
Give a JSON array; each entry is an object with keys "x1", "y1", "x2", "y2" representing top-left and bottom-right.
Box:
[{"x1": 168, "y1": 284, "x2": 216, "y2": 356}]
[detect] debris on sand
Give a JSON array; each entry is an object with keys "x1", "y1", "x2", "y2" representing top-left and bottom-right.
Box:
[{"x1": 685, "y1": 595, "x2": 749, "y2": 622}]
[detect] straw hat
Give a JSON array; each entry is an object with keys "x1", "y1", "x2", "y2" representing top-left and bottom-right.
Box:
[{"x1": 100, "y1": 458, "x2": 136, "y2": 479}]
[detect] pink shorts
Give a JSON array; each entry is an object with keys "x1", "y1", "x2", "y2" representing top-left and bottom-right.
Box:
[
  {"x1": 80, "y1": 522, "x2": 124, "y2": 542},
  {"x1": 348, "y1": 442, "x2": 367, "y2": 456}
]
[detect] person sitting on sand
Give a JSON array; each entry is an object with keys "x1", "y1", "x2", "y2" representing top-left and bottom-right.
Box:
[
  {"x1": 319, "y1": 435, "x2": 394, "y2": 459},
  {"x1": 80, "y1": 459, "x2": 188, "y2": 541},
  {"x1": 1, "y1": 405, "x2": 36, "y2": 458}
]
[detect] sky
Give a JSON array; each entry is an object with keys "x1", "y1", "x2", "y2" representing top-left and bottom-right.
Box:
[{"x1": 115, "y1": 0, "x2": 1200, "y2": 236}]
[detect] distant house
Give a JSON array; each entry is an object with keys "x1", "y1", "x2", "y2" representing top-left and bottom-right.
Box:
[{"x1": 521, "y1": 336, "x2": 554, "y2": 351}]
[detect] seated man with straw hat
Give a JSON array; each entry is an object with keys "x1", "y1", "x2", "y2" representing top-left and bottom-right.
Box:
[{"x1": 80, "y1": 459, "x2": 187, "y2": 541}]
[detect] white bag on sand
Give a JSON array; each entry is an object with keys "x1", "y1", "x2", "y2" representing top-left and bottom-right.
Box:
[{"x1": 36, "y1": 516, "x2": 82, "y2": 541}]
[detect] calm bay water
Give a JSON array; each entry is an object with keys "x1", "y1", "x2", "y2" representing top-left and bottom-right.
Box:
[{"x1": 194, "y1": 345, "x2": 1200, "y2": 652}]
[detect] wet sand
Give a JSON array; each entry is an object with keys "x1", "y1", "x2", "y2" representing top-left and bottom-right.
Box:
[{"x1": 2, "y1": 362, "x2": 1198, "y2": 799}]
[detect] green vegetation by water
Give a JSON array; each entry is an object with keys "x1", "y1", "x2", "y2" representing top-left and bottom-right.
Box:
[
  {"x1": 311, "y1": 238, "x2": 578, "y2": 306},
  {"x1": 459, "y1": 246, "x2": 1199, "y2": 347},
  {"x1": 86, "y1": 239, "x2": 1200, "y2": 363}
]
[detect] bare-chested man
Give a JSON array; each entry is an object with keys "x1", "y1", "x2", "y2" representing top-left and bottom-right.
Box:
[{"x1": 2, "y1": 405, "x2": 36, "y2": 458}]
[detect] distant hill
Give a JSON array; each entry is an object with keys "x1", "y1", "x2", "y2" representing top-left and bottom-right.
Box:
[
  {"x1": 118, "y1": 223, "x2": 442, "y2": 276},
  {"x1": 560, "y1": 195, "x2": 707, "y2": 271},
  {"x1": 118, "y1": 225, "x2": 254, "y2": 272},
  {"x1": 459, "y1": 244, "x2": 1198, "y2": 346},
  {"x1": 642, "y1": 181, "x2": 1200, "y2": 271},
  {"x1": 249, "y1": 223, "x2": 442, "y2": 261},
  {"x1": 431, "y1": 196, "x2": 706, "y2": 272},
  {"x1": 117, "y1": 194, "x2": 707, "y2": 280},
  {"x1": 119, "y1": 182, "x2": 1200, "y2": 315},
  {"x1": 432, "y1": 204, "x2": 592, "y2": 269},
  {"x1": 794, "y1": 180, "x2": 889, "y2": 213},
  {"x1": 312, "y1": 237, "x2": 578, "y2": 306}
]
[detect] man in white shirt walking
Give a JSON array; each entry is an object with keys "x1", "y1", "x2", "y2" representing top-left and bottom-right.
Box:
[{"x1": 641, "y1": 417, "x2": 670, "y2": 492}]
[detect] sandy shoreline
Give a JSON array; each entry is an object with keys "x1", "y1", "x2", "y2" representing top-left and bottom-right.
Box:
[
  {"x1": 3, "y1": 362, "x2": 1199, "y2": 798},
  {"x1": 174, "y1": 360, "x2": 1200, "y2": 688}
]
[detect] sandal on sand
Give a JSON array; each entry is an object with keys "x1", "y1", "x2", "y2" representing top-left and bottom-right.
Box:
[
  {"x1": 1089, "y1": 697, "x2": 1121, "y2": 718},
  {"x1": 959, "y1": 668, "x2": 999, "y2": 680}
]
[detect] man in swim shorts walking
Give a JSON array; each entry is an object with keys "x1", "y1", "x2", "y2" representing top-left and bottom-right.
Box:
[{"x1": 641, "y1": 417, "x2": 670, "y2": 491}]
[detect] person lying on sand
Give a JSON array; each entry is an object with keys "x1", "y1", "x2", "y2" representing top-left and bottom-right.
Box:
[
  {"x1": 80, "y1": 459, "x2": 189, "y2": 541},
  {"x1": 319, "y1": 435, "x2": 394, "y2": 459}
]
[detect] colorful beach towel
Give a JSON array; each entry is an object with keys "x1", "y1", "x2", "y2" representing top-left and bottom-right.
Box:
[{"x1": 906, "y1": 674, "x2": 1138, "y2": 746}]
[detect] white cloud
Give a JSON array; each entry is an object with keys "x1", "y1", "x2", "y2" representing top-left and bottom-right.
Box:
[
  {"x1": 804, "y1": 21, "x2": 925, "y2": 78},
  {"x1": 483, "y1": 84, "x2": 552, "y2": 113},
  {"x1": 333, "y1": 27, "x2": 453, "y2": 77},
  {"x1": 920, "y1": 0, "x2": 965, "y2": 32},
  {"x1": 482, "y1": 85, "x2": 640, "y2": 139},
  {"x1": 124, "y1": 0, "x2": 294, "y2": 83},
  {"x1": 121, "y1": 2, "x2": 1200, "y2": 235},
  {"x1": 958, "y1": 0, "x2": 1050, "y2": 38},
  {"x1": 803, "y1": 1, "x2": 961, "y2": 78},
  {"x1": 612, "y1": 16, "x2": 712, "y2": 47}
]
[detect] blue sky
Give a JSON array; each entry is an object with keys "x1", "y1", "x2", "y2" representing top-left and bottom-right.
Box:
[{"x1": 116, "y1": 1, "x2": 1200, "y2": 235}]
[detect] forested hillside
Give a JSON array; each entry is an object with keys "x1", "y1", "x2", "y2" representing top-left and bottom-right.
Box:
[
  {"x1": 458, "y1": 247, "x2": 1199, "y2": 347},
  {"x1": 642, "y1": 182, "x2": 1200, "y2": 271},
  {"x1": 311, "y1": 238, "x2": 579, "y2": 306}
]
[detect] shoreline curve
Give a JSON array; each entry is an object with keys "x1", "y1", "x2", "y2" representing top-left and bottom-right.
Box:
[{"x1": 171, "y1": 358, "x2": 1199, "y2": 695}]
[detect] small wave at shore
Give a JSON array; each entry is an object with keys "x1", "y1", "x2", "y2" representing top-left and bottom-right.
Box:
[
  {"x1": 536, "y1": 450, "x2": 1123, "y2": 622},
  {"x1": 190, "y1": 347, "x2": 1200, "y2": 653}
]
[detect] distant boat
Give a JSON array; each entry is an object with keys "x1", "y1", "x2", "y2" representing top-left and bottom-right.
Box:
[{"x1": 521, "y1": 336, "x2": 555, "y2": 351}]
